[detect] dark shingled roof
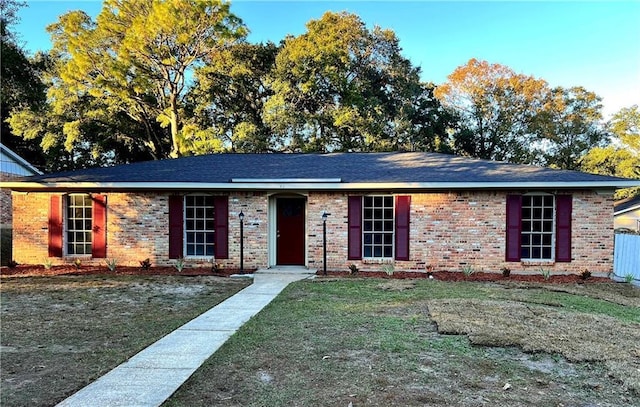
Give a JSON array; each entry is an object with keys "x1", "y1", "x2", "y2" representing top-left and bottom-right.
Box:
[{"x1": 6, "y1": 152, "x2": 639, "y2": 191}]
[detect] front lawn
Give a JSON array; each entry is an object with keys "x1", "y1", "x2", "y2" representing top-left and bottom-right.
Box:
[
  {"x1": 165, "y1": 278, "x2": 640, "y2": 407},
  {"x1": 0, "y1": 275, "x2": 250, "y2": 407}
]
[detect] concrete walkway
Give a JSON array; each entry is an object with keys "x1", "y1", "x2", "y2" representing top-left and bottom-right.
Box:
[{"x1": 57, "y1": 269, "x2": 314, "y2": 407}]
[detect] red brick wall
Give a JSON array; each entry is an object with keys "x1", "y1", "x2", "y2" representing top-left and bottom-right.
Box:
[{"x1": 11, "y1": 190, "x2": 615, "y2": 274}]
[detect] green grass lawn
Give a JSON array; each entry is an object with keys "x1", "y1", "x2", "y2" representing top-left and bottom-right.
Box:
[{"x1": 165, "y1": 278, "x2": 640, "y2": 407}]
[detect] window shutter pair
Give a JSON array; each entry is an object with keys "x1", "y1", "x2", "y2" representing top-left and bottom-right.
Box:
[
  {"x1": 168, "y1": 196, "x2": 228, "y2": 259},
  {"x1": 348, "y1": 195, "x2": 411, "y2": 261},
  {"x1": 505, "y1": 194, "x2": 572, "y2": 262},
  {"x1": 48, "y1": 194, "x2": 107, "y2": 258}
]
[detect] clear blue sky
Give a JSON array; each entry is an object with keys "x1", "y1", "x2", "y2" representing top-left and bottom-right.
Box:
[{"x1": 15, "y1": 0, "x2": 640, "y2": 118}]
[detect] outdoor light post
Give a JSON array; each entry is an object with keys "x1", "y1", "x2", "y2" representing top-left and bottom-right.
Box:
[
  {"x1": 239, "y1": 211, "x2": 244, "y2": 273},
  {"x1": 322, "y1": 211, "x2": 331, "y2": 275}
]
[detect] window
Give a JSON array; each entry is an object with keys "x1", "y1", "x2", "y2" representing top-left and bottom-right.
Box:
[
  {"x1": 184, "y1": 195, "x2": 215, "y2": 257},
  {"x1": 363, "y1": 196, "x2": 394, "y2": 258},
  {"x1": 66, "y1": 194, "x2": 93, "y2": 255},
  {"x1": 520, "y1": 194, "x2": 555, "y2": 260}
]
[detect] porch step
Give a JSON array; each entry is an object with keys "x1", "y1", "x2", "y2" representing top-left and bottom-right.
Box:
[{"x1": 255, "y1": 267, "x2": 317, "y2": 275}]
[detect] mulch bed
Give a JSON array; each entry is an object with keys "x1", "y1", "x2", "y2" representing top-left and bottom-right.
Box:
[
  {"x1": 0, "y1": 265, "x2": 252, "y2": 278},
  {"x1": 1, "y1": 265, "x2": 611, "y2": 284},
  {"x1": 317, "y1": 270, "x2": 612, "y2": 284}
]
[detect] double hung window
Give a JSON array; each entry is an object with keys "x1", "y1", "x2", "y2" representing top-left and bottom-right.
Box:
[
  {"x1": 184, "y1": 196, "x2": 215, "y2": 257},
  {"x1": 66, "y1": 194, "x2": 93, "y2": 255},
  {"x1": 363, "y1": 196, "x2": 394, "y2": 259}
]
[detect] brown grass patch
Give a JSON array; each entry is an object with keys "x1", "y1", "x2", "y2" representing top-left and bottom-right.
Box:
[{"x1": 427, "y1": 298, "x2": 640, "y2": 392}]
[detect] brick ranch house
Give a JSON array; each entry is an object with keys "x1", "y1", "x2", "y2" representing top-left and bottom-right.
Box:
[{"x1": 3, "y1": 152, "x2": 639, "y2": 274}]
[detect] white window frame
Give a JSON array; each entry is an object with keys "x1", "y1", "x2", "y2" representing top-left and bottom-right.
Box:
[
  {"x1": 65, "y1": 193, "x2": 93, "y2": 256},
  {"x1": 362, "y1": 195, "x2": 395, "y2": 260},
  {"x1": 183, "y1": 195, "x2": 216, "y2": 258},
  {"x1": 521, "y1": 193, "x2": 556, "y2": 262}
]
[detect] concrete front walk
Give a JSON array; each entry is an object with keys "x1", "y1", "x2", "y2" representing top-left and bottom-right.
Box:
[{"x1": 57, "y1": 270, "x2": 313, "y2": 407}]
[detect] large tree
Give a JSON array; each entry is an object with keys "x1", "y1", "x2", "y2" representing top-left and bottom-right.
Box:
[
  {"x1": 534, "y1": 86, "x2": 607, "y2": 170},
  {"x1": 263, "y1": 11, "x2": 446, "y2": 153},
  {"x1": 190, "y1": 42, "x2": 279, "y2": 153},
  {"x1": 581, "y1": 105, "x2": 640, "y2": 198},
  {"x1": 0, "y1": 0, "x2": 48, "y2": 168},
  {"x1": 8, "y1": 0, "x2": 246, "y2": 162},
  {"x1": 434, "y1": 58, "x2": 548, "y2": 163}
]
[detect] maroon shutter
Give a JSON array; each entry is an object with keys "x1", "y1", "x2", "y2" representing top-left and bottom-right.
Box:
[
  {"x1": 395, "y1": 195, "x2": 411, "y2": 261},
  {"x1": 555, "y1": 195, "x2": 572, "y2": 262},
  {"x1": 348, "y1": 196, "x2": 362, "y2": 260},
  {"x1": 213, "y1": 196, "x2": 228, "y2": 259},
  {"x1": 168, "y1": 196, "x2": 183, "y2": 259},
  {"x1": 505, "y1": 194, "x2": 522, "y2": 262},
  {"x1": 48, "y1": 195, "x2": 63, "y2": 257},
  {"x1": 92, "y1": 194, "x2": 107, "y2": 258}
]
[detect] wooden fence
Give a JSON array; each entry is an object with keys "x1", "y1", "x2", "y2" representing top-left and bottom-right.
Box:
[{"x1": 614, "y1": 234, "x2": 640, "y2": 283}]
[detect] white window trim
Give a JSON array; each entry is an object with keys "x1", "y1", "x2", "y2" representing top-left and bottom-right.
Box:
[
  {"x1": 520, "y1": 192, "x2": 556, "y2": 262},
  {"x1": 183, "y1": 194, "x2": 216, "y2": 259},
  {"x1": 64, "y1": 193, "x2": 93, "y2": 257},
  {"x1": 362, "y1": 195, "x2": 395, "y2": 260}
]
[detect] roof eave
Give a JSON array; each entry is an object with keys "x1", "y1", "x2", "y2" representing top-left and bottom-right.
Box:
[{"x1": 2, "y1": 180, "x2": 638, "y2": 192}]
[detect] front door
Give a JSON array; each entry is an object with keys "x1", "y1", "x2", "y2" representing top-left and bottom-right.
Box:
[{"x1": 276, "y1": 197, "x2": 306, "y2": 265}]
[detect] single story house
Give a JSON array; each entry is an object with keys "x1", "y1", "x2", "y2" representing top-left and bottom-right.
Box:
[
  {"x1": 614, "y1": 195, "x2": 640, "y2": 233},
  {"x1": 3, "y1": 152, "x2": 639, "y2": 274}
]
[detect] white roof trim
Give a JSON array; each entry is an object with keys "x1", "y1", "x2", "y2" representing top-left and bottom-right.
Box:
[
  {"x1": 231, "y1": 178, "x2": 342, "y2": 183},
  {"x1": 0, "y1": 144, "x2": 42, "y2": 175},
  {"x1": 614, "y1": 204, "x2": 640, "y2": 216},
  {"x1": 2, "y1": 180, "x2": 638, "y2": 191}
]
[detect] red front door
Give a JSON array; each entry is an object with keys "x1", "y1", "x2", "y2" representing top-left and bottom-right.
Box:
[{"x1": 276, "y1": 197, "x2": 306, "y2": 265}]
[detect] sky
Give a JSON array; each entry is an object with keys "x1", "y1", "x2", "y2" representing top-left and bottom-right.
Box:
[{"x1": 14, "y1": 0, "x2": 640, "y2": 119}]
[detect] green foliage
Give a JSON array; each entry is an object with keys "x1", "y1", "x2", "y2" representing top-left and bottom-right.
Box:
[
  {"x1": 461, "y1": 265, "x2": 475, "y2": 277},
  {"x1": 540, "y1": 268, "x2": 551, "y2": 280},
  {"x1": 348, "y1": 264, "x2": 359, "y2": 275},
  {"x1": 382, "y1": 264, "x2": 395, "y2": 276},
  {"x1": 174, "y1": 257, "x2": 186, "y2": 273},
  {"x1": 43, "y1": 258, "x2": 53, "y2": 270},
  {"x1": 105, "y1": 258, "x2": 117, "y2": 272},
  {"x1": 580, "y1": 269, "x2": 591, "y2": 280},
  {"x1": 624, "y1": 274, "x2": 634, "y2": 283},
  {"x1": 501, "y1": 267, "x2": 511, "y2": 277}
]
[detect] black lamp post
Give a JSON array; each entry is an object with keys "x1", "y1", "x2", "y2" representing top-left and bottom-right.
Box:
[
  {"x1": 322, "y1": 211, "x2": 331, "y2": 275},
  {"x1": 239, "y1": 211, "x2": 244, "y2": 273}
]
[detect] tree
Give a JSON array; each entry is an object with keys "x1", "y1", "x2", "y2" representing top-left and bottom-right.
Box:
[
  {"x1": 435, "y1": 58, "x2": 548, "y2": 163},
  {"x1": 534, "y1": 86, "x2": 607, "y2": 170},
  {"x1": 263, "y1": 11, "x2": 439, "y2": 152},
  {"x1": 581, "y1": 105, "x2": 640, "y2": 198},
  {"x1": 9, "y1": 0, "x2": 246, "y2": 162},
  {"x1": 190, "y1": 42, "x2": 279, "y2": 152},
  {"x1": 0, "y1": 0, "x2": 48, "y2": 168}
]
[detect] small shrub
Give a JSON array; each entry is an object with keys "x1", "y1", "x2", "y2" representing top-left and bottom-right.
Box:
[
  {"x1": 43, "y1": 258, "x2": 53, "y2": 270},
  {"x1": 501, "y1": 267, "x2": 511, "y2": 277},
  {"x1": 540, "y1": 268, "x2": 551, "y2": 280},
  {"x1": 211, "y1": 261, "x2": 224, "y2": 273},
  {"x1": 174, "y1": 257, "x2": 186, "y2": 272},
  {"x1": 348, "y1": 264, "x2": 359, "y2": 275},
  {"x1": 7, "y1": 259, "x2": 18, "y2": 268},
  {"x1": 73, "y1": 258, "x2": 82, "y2": 269},
  {"x1": 105, "y1": 258, "x2": 117, "y2": 272},
  {"x1": 140, "y1": 258, "x2": 151, "y2": 270},
  {"x1": 382, "y1": 264, "x2": 394, "y2": 276},
  {"x1": 624, "y1": 273, "x2": 635, "y2": 283},
  {"x1": 461, "y1": 265, "x2": 474, "y2": 277},
  {"x1": 580, "y1": 269, "x2": 591, "y2": 280}
]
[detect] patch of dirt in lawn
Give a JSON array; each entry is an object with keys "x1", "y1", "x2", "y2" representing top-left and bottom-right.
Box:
[
  {"x1": 427, "y1": 298, "x2": 640, "y2": 393},
  {"x1": 0, "y1": 275, "x2": 250, "y2": 407}
]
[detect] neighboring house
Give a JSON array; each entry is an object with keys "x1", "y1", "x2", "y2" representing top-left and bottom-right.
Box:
[
  {"x1": 1, "y1": 143, "x2": 43, "y2": 265},
  {"x1": 2, "y1": 152, "x2": 639, "y2": 274},
  {"x1": 614, "y1": 195, "x2": 640, "y2": 233}
]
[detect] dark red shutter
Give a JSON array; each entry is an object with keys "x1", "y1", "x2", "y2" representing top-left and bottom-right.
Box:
[
  {"x1": 213, "y1": 196, "x2": 228, "y2": 259},
  {"x1": 48, "y1": 195, "x2": 63, "y2": 257},
  {"x1": 555, "y1": 195, "x2": 572, "y2": 262},
  {"x1": 92, "y1": 194, "x2": 107, "y2": 258},
  {"x1": 168, "y1": 196, "x2": 183, "y2": 259},
  {"x1": 395, "y1": 195, "x2": 411, "y2": 261},
  {"x1": 505, "y1": 194, "x2": 522, "y2": 262},
  {"x1": 348, "y1": 196, "x2": 362, "y2": 260}
]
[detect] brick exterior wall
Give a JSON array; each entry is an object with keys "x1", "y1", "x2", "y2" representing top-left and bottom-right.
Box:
[{"x1": 11, "y1": 189, "x2": 615, "y2": 274}]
